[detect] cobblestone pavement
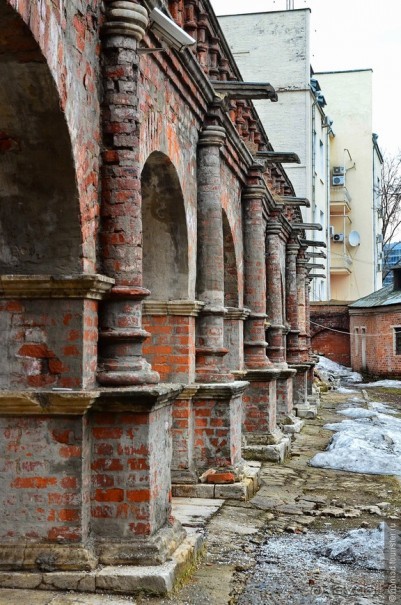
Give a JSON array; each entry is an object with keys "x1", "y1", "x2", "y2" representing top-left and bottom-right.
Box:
[{"x1": 1, "y1": 388, "x2": 401, "y2": 604}]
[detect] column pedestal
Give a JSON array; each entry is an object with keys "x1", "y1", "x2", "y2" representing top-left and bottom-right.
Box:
[
  {"x1": 289, "y1": 363, "x2": 318, "y2": 419},
  {"x1": 236, "y1": 369, "x2": 291, "y2": 463},
  {"x1": 276, "y1": 367, "x2": 304, "y2": 434}
]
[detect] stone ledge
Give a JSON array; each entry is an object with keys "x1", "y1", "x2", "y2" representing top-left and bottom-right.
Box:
[
  {"x1": 242, "y1": 436, "x2": 291, "y2": 463},
  {"x1": 295, "y1": 404, "x2": 318, "y2": 419},
  {"x1": 225, "y1": 307, "x2": 251, "y2": 321},
  {"x1": 280, "y1": 414, "x2": 305, "y2": 434},
  {"x1": 234, "y1": 368, "x2": 281, "y2": 382},
  {"x1": 193, "y1": 381, "x2": 249, "y2": 400},
  {"x1": 0, "y1": 275, "x2": 114, "y2": 300},
  {"x1": 0, "y1": 391, "x2": 99, "y2": 416},
  {"x1": 0, "y1": 534, "x2": 204, "y2": 596},
  {"x1": 143, "y1": 300, "x2": 205, "y2": 317}
]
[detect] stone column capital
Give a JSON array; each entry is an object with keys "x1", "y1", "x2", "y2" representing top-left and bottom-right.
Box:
[
  {"x1": 266, "y1": 221, "x2": 283, "y2": 237},
  {"x1": 286, "y1": 242, "x2": 300, "y2": 255},
  {"x1": 102, "y1": 0, "x2": 149, "y2": 41},
  {"x1": 198, "y1": 125, "x2": 226, "y2": 148},
  {"x1": 242, "y1": 185, "x2": 267, "y2": 202}
]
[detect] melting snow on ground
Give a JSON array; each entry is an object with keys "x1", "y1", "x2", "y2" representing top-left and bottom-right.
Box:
[
  {"x1": 321, "y1": 524, "x2": 387, "y2": 570},
  {"x1": 316, "y1": 356, "x2": 363, "y2": 384},
  {"x1": 310, "y1": 404, "x2": 401, "y2": 475},
  {"x1": 359, "y1": 379, "x2": 401, "y2": 388}
]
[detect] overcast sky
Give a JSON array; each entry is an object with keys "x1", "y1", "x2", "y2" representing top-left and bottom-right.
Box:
[{"x1": 211, "y1": 0, "x2": 401, "y2": 156}]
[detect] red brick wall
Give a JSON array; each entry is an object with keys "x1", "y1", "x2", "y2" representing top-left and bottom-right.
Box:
[
  {"x1": 310, "y1": 303, "x2": 350, "y2": 366},
  {"x1": 242, "y1": 381, "x2": 276, "y2": 436},
  {"x1": 350, "y1": 307, "x2": 401, "y2": 377},
  {"x1": 0, "y1": 415, "x2": 89, "y2": 543},
  {"x1": 90, "y1": 407, "x2": 172, "y2": 538},
  {"x1": 0, "y1": 299, "x2": 99, "y2": 389},
  {"x1": 192, "y1": 394, "x2": 242, "y2": 471},
  {"x1": 143, "y1": 315, "x2": 196, "y2": 383}
]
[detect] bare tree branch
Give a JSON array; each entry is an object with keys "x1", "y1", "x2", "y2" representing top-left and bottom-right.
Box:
[{"x1": 380, "y1": 153, "x2": 401, "y2": 273}]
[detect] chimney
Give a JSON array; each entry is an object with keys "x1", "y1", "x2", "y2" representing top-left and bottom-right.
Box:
[{"x1": 393, "y1": 267, "x2": 401, "y2": 290}]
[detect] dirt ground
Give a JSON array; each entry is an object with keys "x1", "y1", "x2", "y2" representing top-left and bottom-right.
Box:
[{"x1": 139, "y1": 387, "x2": 401, "y2": 605}]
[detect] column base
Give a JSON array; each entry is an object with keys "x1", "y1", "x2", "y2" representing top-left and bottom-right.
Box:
[
  {"x1": 172, "y1": 461, "x2": 261, "y2": 501},
  {"x1": 0, "y1": 532, "x2": 204, "y2": 596},
  {"x1": 294, "y1": 403, "x2": 318, "y2": 419},
  {"x1": 242, "y1": 435, "x2": 291, "y2": 463},
  {"x1": 280, "y1": 413, "x2": 305, "y2": 434}
]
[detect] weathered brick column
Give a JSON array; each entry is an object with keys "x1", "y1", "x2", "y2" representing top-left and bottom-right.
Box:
[
  {"x1": 290, "y1": 249, "x2": 317, "y2": 418},
  {"x1": 238, "y1": 176, "x2": 290, "y2": 462},
  {"x1": 277, "y1": 240, "x2": 302, "y2": 433},
  {"x1": 265, "y1": 219, "x2": 287, "y2": 366},
  {"x1": 242, "y1": 180, "x2": 271, "y2": 370},
  {"x1": 97, "y1": 1, "x2": 158, "y2": 387},
  {"x1": 196, "y1": 124, "x2": 232, "y2": 383},
  {"x1": 286, "y1": 240, "x2": 300, "y2": 364}
]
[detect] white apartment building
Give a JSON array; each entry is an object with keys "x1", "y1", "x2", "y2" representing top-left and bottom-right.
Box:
[
  {"x1": 316, "y1": 69, "x2": 383, "y2": 300},
  {"x1": 219, "y1": 9, "x2": 331, "y2": 301},
  {"x1": 220, "y1": 9, "x2": 383, "y2": 303}
]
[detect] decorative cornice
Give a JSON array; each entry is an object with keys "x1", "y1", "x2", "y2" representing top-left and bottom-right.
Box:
[
  {"x1": 143, "y1": 300, "x2": 205, "y2": 316},
  {"x1": 0, "y1": 275, "x2": 115, "y2": 300},
  {"x1": 0, "y1": 391, "x2": 99, "y2": 416},
  {"x1": 225, "y1": 307, "x2": 251, "y2": 321},
  {"x1": 102, "y1": 0, "x2": 149, "y2": 40},
  {"x1": 193, "y1": 381, "x2": 249, "y2": 400},
  {"x1": 175, "y1": 385, "x2": 200, "y2": 400}
]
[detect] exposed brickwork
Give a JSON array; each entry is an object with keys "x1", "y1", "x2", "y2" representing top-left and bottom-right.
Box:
[
  {"x1": 311, "y1": 303, "x2": 350, "y2": 366},
  {"x1": 90, "y1": 406, "x2": 172, "y2": 538},
  {"x1": 350, "y1": 307, "x2": 401, "y2": 378},
  {"x1": 0, "y1": 416, "x2": 89, "y2": 543},
  {"x1": 0, "y1": 299, "x2": 98, "y2": 389},
  {"x1": 192, "y1": 393, "x2": 243, "y2": 471},
  {"x1": 242, "y1": 381, "x2": 277, "y2": 436},
  {"x1": 143, "y1": 315, "x2": 196, "y2": 383}
]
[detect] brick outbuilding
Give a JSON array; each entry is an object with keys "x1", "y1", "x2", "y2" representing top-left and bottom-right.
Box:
[
  {"x1": 0, "y1": 0, "x2": 318, "y2": 593},
  {"x1": 349, "y1": 268, "x2": 401, "y2": 378}
]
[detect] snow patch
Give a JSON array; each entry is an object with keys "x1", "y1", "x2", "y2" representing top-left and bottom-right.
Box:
[
  {"x1": 359, "y1": 379, "x2": 401, "y2": 389},
  {"x1": 310, "y1": 410, "x2": 401, "y2": 475},
  {"x1": 321, "y1": 524, "x2": 386, "y2": 570}
]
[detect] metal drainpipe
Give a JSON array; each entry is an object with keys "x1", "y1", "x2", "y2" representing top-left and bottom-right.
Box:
[
  {"x1": 372, "y1": 142, "x2": 377, "y2": 291},
  {"x1": 325, "y1": 124, "x2": 331, "y2": 300},
  {"x1": 311, "y1": 98, "x2": 317, "y2": 300}
]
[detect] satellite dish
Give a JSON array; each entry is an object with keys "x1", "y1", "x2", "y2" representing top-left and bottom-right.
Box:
[{"x1": 348, "y1": 231, "x2": 361, "y2": 247}]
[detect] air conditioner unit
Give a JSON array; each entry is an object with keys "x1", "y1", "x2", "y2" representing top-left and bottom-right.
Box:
[
  {"x1": 333, "y1": 166, "x2": 345, "y2": 176},
  {"x1": 333, "y1": 233, "x2": 344, "y2": 242},
  {"x1": 332, "y1": 175, "x2": 345, "y2": 186}
]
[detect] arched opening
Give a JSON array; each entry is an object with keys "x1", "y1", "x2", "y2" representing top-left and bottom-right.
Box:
[
  {"x1": 222, "y1": 210, "x2": 239, "y2": 308},
  {"x1": 0, "y1": 1, "x2": 81, "y2": 274},
  {"x1": 142, "y1": 151, "x2": 189, "y2": 300}
]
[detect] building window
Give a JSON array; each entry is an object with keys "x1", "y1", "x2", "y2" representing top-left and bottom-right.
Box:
[
  {"x1": 394, "y1": 327, "x2": 401, "y2": 355},
  {"x1": 354, "y1": 328, "x2": 359, "y2": 355}
]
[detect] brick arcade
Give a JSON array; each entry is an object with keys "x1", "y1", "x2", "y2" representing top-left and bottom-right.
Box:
[{"x1": 0, "y1": 0, "x2": 318, "y2": 593}]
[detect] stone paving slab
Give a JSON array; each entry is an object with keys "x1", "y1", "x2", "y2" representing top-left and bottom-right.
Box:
[
  {"x1": 0, "y1": 589, "x2": 136, "y2": 604},
  {"x1": 172, "y1": 497, "x2": 225, "y2": 527}
]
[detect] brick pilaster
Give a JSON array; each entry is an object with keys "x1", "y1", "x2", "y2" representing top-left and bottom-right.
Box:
[
  {"x1": 242, "y1": 174, "x2": 272, "y2": 369},
  {"x1": 286, "y1": 240, "x2": 300, "y2": 363},
  {"x1": 196, "y1": 125, "x2": 232, "y2": 383},
  {"x1": 98, "y1": 1, "x2": 159, "y2": 386},
  {"x1": 265, "y1": 220, "x2": 287, "y2": 365}
]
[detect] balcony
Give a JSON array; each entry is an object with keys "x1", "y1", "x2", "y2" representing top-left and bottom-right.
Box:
[
  {"x1": 330, "y1": 185, "x2": 351, "y2": 215},
  {"x1": 330, "y1": 251, "x2": 353, "y2": 275}
]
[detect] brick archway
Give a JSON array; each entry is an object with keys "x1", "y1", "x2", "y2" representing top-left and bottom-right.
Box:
[
  {"x1": 0, "y1": 0, "x2": 82, "y2": 274},
  {"x1": 142, "y1": 151, "x2": 189, "y2": 300}
]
